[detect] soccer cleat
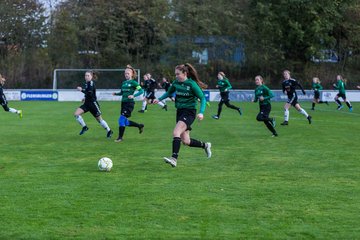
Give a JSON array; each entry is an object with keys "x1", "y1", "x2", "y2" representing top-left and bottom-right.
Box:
[
  {"x1": 349, "y1": 107, "x2": 353, "y2": 112},
  {"x1": 138, "y1": 124, "x2": 144, "y2": 134},
  {"x1": 138, "y1": 110, "x2": 145, "y2": 113},
  {"x1": 325, "y1": 101, "x2": 329, "y2": 105},
  {"x1": 337, "y1": 105, "x2": 343, "y2": 110},
  {"x1": 204, "y1": 142, "x2": 212, "y2": 158},
  {"x1": 280, "y1": 121, "x2": 288, "y2": 126},
  {"x1": 272, "y1": 132, "x2": 278, "y2": 137},
  {"x1": 238, "y1": 108, "x2": 242, "y2": 116},
  {"x1": 311, "y1": 108, "x2": 315, "y2": 111},
  {"x1": 18, "y1": 110, "x2": 23, "y2": 118},
  {"x1": 163, "y1": 105, "x2": 168, "y2": 111},
  {"x1": 212, "y1": 115, "x2": 219, "y2": 120},
  {"x1": 307, "y1": 115, "x2": 312, "y2": 124},
  {"x1": 107, "y1": 130, "x2": 113, "y2": 138},
  {"x1": 164, "y1": 157, "x2": 177, "y2": 167},
  {"x1": 270, "y1": 117, "x2": 276, "y2": 128},
  {"x1": 114, "y1": 138, "x2": 123, "y2": 142},
  {"x1": 79, "y1": 126, "x2": 89, "y2": 135}
]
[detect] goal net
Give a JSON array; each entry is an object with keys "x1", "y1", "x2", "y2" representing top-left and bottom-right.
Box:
[{"x1": 52, "y1": 68, "x2": 141, "y2": 90}]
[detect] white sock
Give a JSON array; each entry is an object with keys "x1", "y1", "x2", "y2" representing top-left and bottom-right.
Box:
[
  {"x1": 75, "y1": 115, "x2": 86, "y2": 127},
  {"x1": 142, "y1": 100, "x2": 147, "y2": 111},
  {"x1": 157, "y1": 101, "x2": 165, "y2": 107},
  {"x1": 99, "y1": 119, "x2": 110, "y2": 131},
  {"x1": 298, "y1": 108, "x2": 309, "y2": 117},
  {"x1": 9, "y1": 108, "x2": 18, "y2": 114},
  {"x1": 284, "y1": 109, "x2": 289, "y2": 121}
]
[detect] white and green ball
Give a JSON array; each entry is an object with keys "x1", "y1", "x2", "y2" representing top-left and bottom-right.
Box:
[{"x1": 98, "y1": 157, "x2": 113, "y2": 172}]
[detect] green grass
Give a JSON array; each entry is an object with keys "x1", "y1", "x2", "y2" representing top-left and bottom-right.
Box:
[{"x1": 1, "y1": 101, "x2": 360, "y2": 239}]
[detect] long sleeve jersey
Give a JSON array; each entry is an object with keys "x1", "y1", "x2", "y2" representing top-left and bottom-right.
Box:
[
  {"x1": 217, "y1": 77, "x2": 232, "y2": 93},
  {"x1": 282, "y1": 78, "x2": 305, "y2": 97},
  {"x1": 254, "y1": 84, "x2": 274, "y2": 105},
  {"x1": 158, "y1": 78, "x2": 206, "y2": 114},
  {"x1": 333, "y1": 80, "x2": 346, "y2": 94}
]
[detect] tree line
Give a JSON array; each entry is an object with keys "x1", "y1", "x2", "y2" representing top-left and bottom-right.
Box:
[{"x1": 0, "y1": 0, "x2": 359, "y2": 89}]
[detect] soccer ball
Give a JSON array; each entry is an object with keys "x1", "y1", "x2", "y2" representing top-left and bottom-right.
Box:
[{"x1": 98, "y1": 157, "x2": 113, "y2": 172}]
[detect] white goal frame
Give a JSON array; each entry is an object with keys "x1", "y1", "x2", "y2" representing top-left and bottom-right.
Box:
[{"x1": 52, "y1": 68, "x2": 141, "y2": 90}]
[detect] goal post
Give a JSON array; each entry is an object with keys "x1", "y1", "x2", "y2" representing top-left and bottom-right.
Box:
[{"x1": 52, "y1": 68, "x2": 141, "y2": 90}]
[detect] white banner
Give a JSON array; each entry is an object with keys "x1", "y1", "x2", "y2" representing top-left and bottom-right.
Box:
[{"x1": 5, "y1": 89, "x2": 360, "y2": 102}]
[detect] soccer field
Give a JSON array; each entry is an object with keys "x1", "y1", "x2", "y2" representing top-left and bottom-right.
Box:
[{"x1": 1, "y1": 101, "x2": 360, "y2": 239}]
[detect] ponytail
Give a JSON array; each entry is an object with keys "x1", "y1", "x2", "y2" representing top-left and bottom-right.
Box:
[{"x1": 175, "y1": 63, "x2": 207, "y2": 89}]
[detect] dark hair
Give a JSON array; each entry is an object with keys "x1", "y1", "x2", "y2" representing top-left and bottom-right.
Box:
[
  {"x1": 126, "y1": 64, "x2": 137, "y2": 79},
  {"x1": 85, "y1": 70, "x2": 98, "y2": 80},
  {"x1": 175, "y1": 63, "x2": 207, "y2": 89}
]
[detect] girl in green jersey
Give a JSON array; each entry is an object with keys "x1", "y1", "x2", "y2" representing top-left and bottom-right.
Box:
[
  {"x1": 253, "y1": 75, "x2": 277, "y2": 137},
  {"x1": 333, "y1": 75, "x2": 352, "y2": 111},
  {"x1": 154, "y1": 63, "x2": 211, "y2": 167},
  {"x1": 112, "y1": 65, "x2": 144, "y2": 142},
  {"x1": 212, "y1": 71, "x2": 242, "y2": 119},
  {"x1": 311, "y1": 77, "x2": 328, "y2": 110}
]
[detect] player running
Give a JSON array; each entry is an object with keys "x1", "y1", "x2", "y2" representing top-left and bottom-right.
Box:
[
  {"x1": 253, "y1": 75, "x2": 277, "y2": 137},
  {"x1": 154, "y1": 63, "x2": 211, "y2": 168},
  {"x1": 281, "y1": 70, "x2": 312, "y2": 126},
  {"x1": 159, "y1": 77, "x2": 175, "y2": 102},
  {"x1": 333, "y1": 75, "x2": 352, "y2": 112},
  {"x1": 112, "y1": 65, "x2": 144, "y2": 142},
  {"x1": 212, "y1": 71, "x2": 242, "y2": 119},
  {"x1": 138, "y1": 73, "x2": 167, "y2": 113},
  {"x1": 311, "y1": 77, "x2": 328, "y2": 110},
  {"x1": 0, "y1": 74, "x2": 22, "y2": 118},
  {"x1": 74, "y1": 71, "x2": 113, "y2": 138}
]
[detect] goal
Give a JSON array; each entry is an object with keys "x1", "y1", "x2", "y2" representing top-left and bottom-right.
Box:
[{"x1": 52, "y1": 68, "x2": 141, "y2": 90}]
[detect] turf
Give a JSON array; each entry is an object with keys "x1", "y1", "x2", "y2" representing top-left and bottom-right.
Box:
[{"x1": 1, "y1": 101, "x2": 360, "y2": 239}]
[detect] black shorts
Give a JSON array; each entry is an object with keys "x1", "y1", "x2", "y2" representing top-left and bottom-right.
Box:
[
  {"x1": 258, "y1": 104, "x2": 271, "y2": 118},
  {"x1": 80, "y1": 101, "x2": 101, "y2": 117},
  {"x1": 145, "y1": 91, "x2": 156, "y2": 100},
  {"x1": 336, "y1": 93, "x2": 346, "y2": 99},
  {"x1": 121, "y1": 101, "x2": 135, "y2": 118},
  {"x1": 286, "y1": 94, "x2": 298, "y2": 107},
  {"x1": 0, "y1": 95, "x2": 9, "y2": 111},
  {"x1": 314, "y1": 91, "x2": 320, "y2": 99},
  {"x1": 220, "y1": 91, "x2": 230, "y2": 102},
  {"x1": 176, "y1": 108, "x2": 196, "y2": 131}
]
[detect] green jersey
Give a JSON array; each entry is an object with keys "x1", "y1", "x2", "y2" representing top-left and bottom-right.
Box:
[
  {"x1": 217, "y1": 77, "x2": 232, "y2": 93},
  {"x1": 334, "y1": 79, "x2": 346, "y2": 94},
  {"x1": 312, "y1": 83, "x2": 323, "y2": 91},
  {"x1": 114, "y1": 79, "x2": 144, "y2": 102},
  {"x1": 158, "y1": 78, "x2": 206, "y2": 114},
  {"x1": 254, "y1": 84, "x2": 273, "y2": 105}
]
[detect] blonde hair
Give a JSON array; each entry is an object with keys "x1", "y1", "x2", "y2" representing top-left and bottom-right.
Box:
[
  {"x1": 0, "y1": 74, "x2": 5, "y2": 84},
  {"x1": 313, "y1": 77, "x2": 320, "y2": 84},
  {"x1": 255, "y1": 75, "x2": 264, "y2": 83},
  {"x1": 218, "y1": 71, "x2": 226, "y2": 77},
  {"x1": 283, "y1": 70, "x2": 291, "y2": 75},
  {"x1": 126, "y1": 64, "x2": 137, "y2": 79}
]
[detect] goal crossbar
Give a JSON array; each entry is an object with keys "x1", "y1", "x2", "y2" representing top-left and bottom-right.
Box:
[{"x1": 53, "y1": 68, "x2": 141, "y2": 90}]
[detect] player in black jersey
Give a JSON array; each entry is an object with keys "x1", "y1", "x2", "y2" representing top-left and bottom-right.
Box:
[
  {"x1": 74, "y1": 71, "x2": 113, "y2": 138},
  {"x1": 281, "y1": 70, "x2": 312, "y2": 125},
  {"x1": 0, "y1": 74, "x2": 22, "y2": 118},
  {"x1": 159, "y1": 77, "x2": 175, "y2": 102},
  {"x1": 138, "y1": 73, "x2": 167, "y2": 113}
]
